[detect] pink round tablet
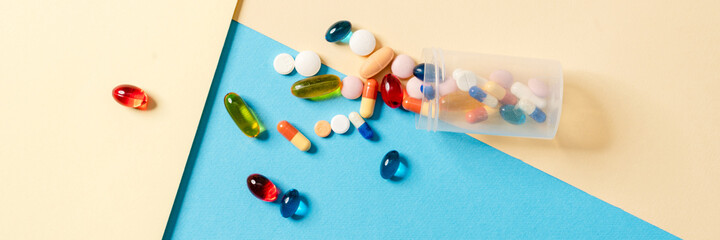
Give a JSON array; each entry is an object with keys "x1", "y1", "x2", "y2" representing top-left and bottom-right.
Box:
[
  {"x1": 341, "y1": 76, "x2": 363, "y2": 99},
  {"x1": 528, "y1": 78, "x2": 549, "y2": 98},
  {"x1": 406, "y1": 77, "x2": 423, "y2": 99},
  {"x1": 489, "y1": 70, "x2": 513, "y2": 89},
  {"x1": 438, "y1": 76, "x2": 458, "y2": 96},
  {"x1": 390, "y1": 54, "x2": 415, "y2": 79}
]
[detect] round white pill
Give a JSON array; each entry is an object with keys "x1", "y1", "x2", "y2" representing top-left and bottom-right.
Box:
[
  {"x1": 453, "y1": 69, "x2": 484, "y2": 92},
  {"x1": 349, "y1": 30, "x2": 376, "y2": 56},
  {"x1": 294, "y1": 51, "x2": 321, "y2": 77},
  {"x1": 330, "y1": 114, "x2": 350, "y2": 134},
  {"x1": 273, "y1": 53, "x2": 295, "y2": 75}
]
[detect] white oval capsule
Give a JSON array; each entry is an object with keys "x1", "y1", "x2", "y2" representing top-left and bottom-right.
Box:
[{"x1": 510, "y1": 82, "x2": 546, "y2": 109}]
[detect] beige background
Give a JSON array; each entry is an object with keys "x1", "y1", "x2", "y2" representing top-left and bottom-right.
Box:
[
  {"x1": 1, "y1": 0, "x2": 718, "y2": 239},
  {"x1": 236, "y1": 1, "x2": 719, "y2": 239},
  {"x1": 0, "y1": 0, "x2": 236, "y2": 239}
]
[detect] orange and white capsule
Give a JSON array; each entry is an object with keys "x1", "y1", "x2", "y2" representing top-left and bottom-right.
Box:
[
  {"x1": 360, "y1": 78, "x2": 378, "y2": 118},
  {"x1": 277, "y1": 120, "x2": 311, "y2": 151}
]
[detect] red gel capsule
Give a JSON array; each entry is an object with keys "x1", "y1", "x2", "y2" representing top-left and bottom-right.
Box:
[
  {"x1": 381, "y1": 74, "x2": 403, "y2": 108},
  {"x1": 112, "y1": 84, "x2": 148, "y2": 109},
  {"x1": 246, "y1": 174, "x2": 278, "y2": 202}
]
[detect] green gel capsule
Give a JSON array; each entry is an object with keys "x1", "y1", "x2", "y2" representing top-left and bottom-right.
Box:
[
  {"x1": 224, "y1": 92, "x2": 264, "y2": 137},
  {"x1": 291, "y1": 74, "x2": 342, "y2": 99}
]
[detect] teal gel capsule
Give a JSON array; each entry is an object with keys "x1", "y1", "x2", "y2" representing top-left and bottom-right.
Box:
[
  {"x1": 224, "y1": 93, "x2": 264, "y2": 137},
  {"x1": 291, "y1": 74, "x2": 342, "y2": 99}
]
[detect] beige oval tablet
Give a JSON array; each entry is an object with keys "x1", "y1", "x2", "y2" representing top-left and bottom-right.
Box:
[
  {"x1": 314, "y1": 120, "x2": 332, "y2": 137},
  {"x1": 359, "y1": 47, "x2": 394, "y2": 79}
]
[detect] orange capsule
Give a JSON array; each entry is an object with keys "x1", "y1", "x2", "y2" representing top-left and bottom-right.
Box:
[
  {"x1": 360, "y1": 79, "x2": 378, "y2": 118},
  {"x1": 277, "y1": 120, "x2": 311, "y2": 151},
  {"x1": 402, "y1": 96, "x2": 422, "y2": 114}
]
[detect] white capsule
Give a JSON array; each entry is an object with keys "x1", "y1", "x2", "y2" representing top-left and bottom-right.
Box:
[
  {"x1": 452, "y1": 69, "x2": 486, "y2": 92},
  {"x1": 517, "y1": 98, "x2": 536, "y2": 114},
  {"x1": 483, "y1": 94, "x2": 499, "y2": 108},
  {"x1": 348, "y1": 112, "x2": 365, "y2": 127},
  {"x1": 510, "y1": 82, "x2": 546, "y2": 109}
]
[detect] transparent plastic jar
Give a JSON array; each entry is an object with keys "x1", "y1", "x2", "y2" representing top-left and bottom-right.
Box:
[{"x1": 415, "y1": 48, "x2": 563, "y2": 139}]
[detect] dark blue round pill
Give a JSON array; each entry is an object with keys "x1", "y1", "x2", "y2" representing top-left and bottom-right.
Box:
[
  {"x1": 280, "y1": 189, "x2": 301, "y2": 218},
  {"x1": 325, "y1": 20, "x2": 352, "y2": 42},
  {"x1": 380, "y1": 150, "x2": 400, "y2": 180},
  {"x1": 423, "y1": 85, "x2": 436, "y2": 100}
]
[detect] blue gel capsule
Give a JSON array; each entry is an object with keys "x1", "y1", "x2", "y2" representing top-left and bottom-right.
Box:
[
  {"x1": 325, "y1": 20, "x2": 352, "y2": 43},
  {"x1": 517, "y1": 98, "x2": 546, "y2": 123},
  {"x1": 348, "y1": 112, "x2": 374, "y2": 140},
  {"x1": 500, "y1": 105, "x2": 526, "y2": 125},
  {"x1": 281, "y1": 189, "x2": 308, "y2": 218},
  {"x1": 413, "y1": 63, "x2": 443, "y2": 82},
  {"x1": 421, "y1": 85, "x2": 436, "y2": 100},
  {"x1": 468, "y1": 86, "x2": 487, "y2": 101},
  {"x1": 381, "y1": 150, "x2": 407, "y2": 180}
]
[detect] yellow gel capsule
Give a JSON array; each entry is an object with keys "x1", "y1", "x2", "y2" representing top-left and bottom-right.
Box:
[
  {"x1": 224, "y1": 92, "x2": 264, "y2": 138},
  {"x1": 291, "y1": 74, "x2": 342, "y2": 99},
  {"x1": 439, "y1": 93, "x2": 485, "y2": 112}
]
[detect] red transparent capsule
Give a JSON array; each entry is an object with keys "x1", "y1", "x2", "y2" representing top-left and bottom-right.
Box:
[
  {"x1": 112, "y1": 84, "x2": 148, "y2": 109},
  {"x1": 380, "y1": 74, "x2": 403, "y2": 108},
  {"x1": 246, "y1": 174, "x2": 278, "y2": 202}
]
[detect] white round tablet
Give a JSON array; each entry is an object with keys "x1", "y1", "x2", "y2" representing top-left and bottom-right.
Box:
[
  {"x1": 330, "y1": 114, "x2": 350, "y2": 134},
  {"x1": 294, "y1": 51, "x2": 321, "y2": 77},
  {"x1": 273, "y1": 53, "x2": 294, "y2": 75},
  {"x1": 349, "y1": 30, "x2": 376, "y2": 56}
]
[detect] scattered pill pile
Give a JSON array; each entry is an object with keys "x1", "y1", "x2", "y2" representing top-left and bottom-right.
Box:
[{"x1": 112, "y1": 19, "x2": 554, "y2": 219}]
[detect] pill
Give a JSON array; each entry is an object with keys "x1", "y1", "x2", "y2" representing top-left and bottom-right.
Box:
[
  {"x1": 440, "y1": 93, "x2": 485, "y2": 111},
  {"x1": 499, "y1": 105, "x2": 526, "y2": 125},
  {"x1": 294, "y1": 51, "x2": 321, "y2": 77},
  {"x1": 452, "y1": 69, "x2": 486, "y2": 91},
  {"x1": 348, "y1": 112, "x2": 374, "y2": 140},
  {"x1": 340, "y1": 76, "x2": 363, "y2": 99},
  {"x1": 438, "y1": 76, "x2": 459, "y2": 96},
  {"x1": 277, "y1": 120, "x2": 311, "y2": 151},
  {"x1": 112, "y1": 84, "x2": 148, "y2": 109},
  {"x1": 391, "y1": 54, "x2": 416, "y2": 79},
  {"x1": 482, "y1": 81, "x2": 518, "y2": 105},
  {"x1": 359, "y1": 47, "x2": 394, "y2": 79},
  {"x1": 314, "y1": 120, "x2": 332, "y2": 137},
  {"x1": 380, "y1": 74, "x2": 403, "y2": 108},
  {"x1": 325, "y1": 20, "x2": 352, "y2": 43},
  {"x1": 468, "y1": 86, "x2": 499, "y2": 108},
  {"x1": 380, "y1": 150, "x2": 407, "y2": 180},
  {"x1": 489, "y1": 70, "x2": 514, "y2": 89},
  {"x1": 224, "y1": 93, "x2": 264, "y2": 138},
  {"x1": 466, "y1": 106, "x2": 489, "y2": 123},
  {"x1": 517, "y1": 98, "x2": 547, "y2": 123},
  {"x1": 360, "y1": 79, "x2": 378, "y2": 118},
  {"x1": 413, "y1": 63, "x2": 442, "y2": 82},
  {"x1": 402, "y1": 95, "x2": 422, "y2": 113},
  {"x1": 331, "y1": 114, "x2": 350, "y2": 134},
  {"x1": 421, "y1": 85, "x2": 435, "y2": 100},
  {"x1": 528, "y1": 78, "x2": 549, "y2": 98},
  {"x1": 510, "y1": 82, "x2": 546, "y2": 108},
  {"x1": 349, "y1": 29, "x2": 376, "y2": 56},
  {"x1": 273, "y1": 53, "x2": 295, "y2": 75},
  {"x1": 291, "y1": 74, "x2": 342, "y2": 99},
  {"x1": 406, "y1": 77, "x2": 424, "y2": 99},
  {"x1": 281, "y1": 189, "x2": 308, "y2": 218},
  {"x1": 247, "y1": 174, "x2": 278, "y2": 202}
]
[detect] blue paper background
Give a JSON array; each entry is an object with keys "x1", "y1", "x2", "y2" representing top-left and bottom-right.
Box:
[{"x1": 164, "y1": 21, "x2": 676, "y2": 239}]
